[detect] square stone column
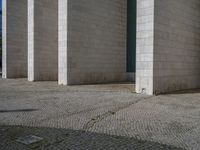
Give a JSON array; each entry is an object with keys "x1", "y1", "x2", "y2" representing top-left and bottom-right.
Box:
[
  {"x1": 28, "y1": 0, "x2": 58, "y2": 81},
  {"x1": 2, "y1": 0, "x2": 28, "y2": 78},
  {"x1": 58, "y1": 0, "x2": 127, "y2": 85},
  {"x1": 136, "y1": 0, "x2": 200, "y2": 95},
  {"x1": 136, "y1": 0, "x2": 154, "y2": 95}
]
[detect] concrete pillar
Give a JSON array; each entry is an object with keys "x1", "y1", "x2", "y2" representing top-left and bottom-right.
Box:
[
  {"x1": 136, "y1": 0, "x2": 200, "y2": 95},
  {"x1": 28, "y1": 0, "x2": 58, "y2": 81},
  {"x1": 58, "y1": 0, "x2": 67, "y2": 85},
  {"x1": 58, "y1": 0, "x2": 127, "y2": 85},
  {"x1": 2, "y1": 0, "x2": 28, "y2": 78},
  {"x1": 136, "y1": 0, "x2": 154, "y2": 95}
]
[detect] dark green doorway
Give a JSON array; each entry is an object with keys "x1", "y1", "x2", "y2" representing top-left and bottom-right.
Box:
[{"x1": 127, "y1": 0, "x2": 136, "y2": 73}]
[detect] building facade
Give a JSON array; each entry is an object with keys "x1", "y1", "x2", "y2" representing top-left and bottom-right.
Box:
[{"x1": 2, "y1": 0, "x2": 200, "y2": 95}]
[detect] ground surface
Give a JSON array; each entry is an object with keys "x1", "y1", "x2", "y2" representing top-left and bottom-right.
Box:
[{"x1": 0, "y1": 78, "x2": 200, "y2": 150}]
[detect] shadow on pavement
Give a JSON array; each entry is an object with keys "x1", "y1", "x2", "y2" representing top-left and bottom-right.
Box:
[
  {"x1": 0, "y1": 109, "x2": 39, "y2": 113},
  {"x1": 0, "y1": 125, "x2": 185, "y2": 150}
]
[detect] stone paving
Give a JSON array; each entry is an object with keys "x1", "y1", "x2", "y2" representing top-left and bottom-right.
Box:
[
  {"x1": 0, "y1": 78, "x2": 200, "y2": 149},
  {"x1": 0, "y1": 125, "x2": 184, "y2": 150}
]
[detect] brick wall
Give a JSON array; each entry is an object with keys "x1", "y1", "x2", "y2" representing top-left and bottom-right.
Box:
[
  {"x1": 153, "y1": 0, "x2": 200, "y2": 94},
  {"x1": 28, "y1": 0, "x2": 58, "y2": 81},
  {"x1": 59, "y1": 0, "x2": 127, "y2": 85},
  {"x1": 2, "y1": 0, "x2": 27, "y2": 78}
]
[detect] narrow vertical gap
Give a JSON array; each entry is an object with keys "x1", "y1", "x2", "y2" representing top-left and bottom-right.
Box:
[{"x1": 127, "y1": 0, "x2": 136, "y2": 73}]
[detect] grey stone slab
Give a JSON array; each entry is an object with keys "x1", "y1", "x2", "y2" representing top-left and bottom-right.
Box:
[{"x1": 16, "y1": 135, "x2": 43, "y2": 145}]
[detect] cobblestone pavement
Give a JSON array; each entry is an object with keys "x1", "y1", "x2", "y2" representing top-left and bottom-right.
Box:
[
  {"x1": 0, "y1": 78, "x2": 200, "y2": 149},
  {"x1": 0, "y1": 125, "x2": 184, "y2": 150}
]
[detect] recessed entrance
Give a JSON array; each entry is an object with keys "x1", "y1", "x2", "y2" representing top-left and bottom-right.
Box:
[{"x1": 127, "y1": 0, "x2": 137, "y2": 81}]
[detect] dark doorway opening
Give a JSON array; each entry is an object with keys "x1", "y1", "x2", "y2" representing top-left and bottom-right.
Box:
[{"x1": 127, "y1": 0, "x2": 136, "y2": 73}]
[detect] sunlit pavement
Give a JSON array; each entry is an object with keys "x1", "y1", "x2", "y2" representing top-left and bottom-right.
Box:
[{"x1": 0, "y1": 78, "x2": 200, "y2": 149}]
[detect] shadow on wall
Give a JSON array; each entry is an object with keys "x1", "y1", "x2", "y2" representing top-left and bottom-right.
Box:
[
  {"x1": 0, "y1": 125, "x2": 185, "y2": 150},
  {"x1": 165, "y1": 89, "x2": 200, "y2": 95}
]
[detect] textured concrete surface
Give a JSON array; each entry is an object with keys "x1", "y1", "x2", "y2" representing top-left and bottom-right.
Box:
[
  {"x1": 28, "y1": 0, "x2": 58, "y2": 81},
  {"x1": 153, "y1": 0, "x2": 200, "y2": 94},
  {"x1": 59, "y1": 0, "x2": 127, "y2": 85},
  {"x1": 2, "y1": 0, "x2": 28, "y2": 78},
  {"x1": 136, "y1": 0, "x2": 154, "y2": 95},
  {"x1": 0, "y1": 78, "x2": 200, "y2": 149},
  {"x1": 136, "y1": 0, "x2": 200, "y2": 95}
]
